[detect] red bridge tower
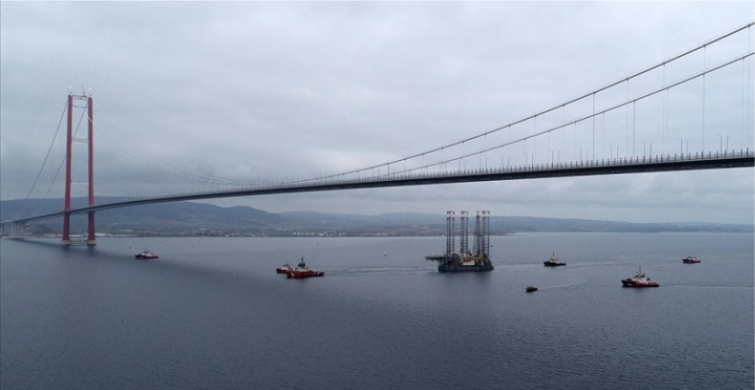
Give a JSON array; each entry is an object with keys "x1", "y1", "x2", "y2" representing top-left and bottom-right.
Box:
[{"x1": 61, "y1": 93, "x2": 96, "y2": 246}]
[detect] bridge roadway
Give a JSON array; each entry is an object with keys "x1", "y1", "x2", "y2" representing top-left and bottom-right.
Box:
[{"x1": 4, "y1": 151, "x2": 754, "y2": 225}]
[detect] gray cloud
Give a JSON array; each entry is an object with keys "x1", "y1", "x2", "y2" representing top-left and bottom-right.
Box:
[{"x1": 1, "y1": 2, "x2": 753, "y2": 224}]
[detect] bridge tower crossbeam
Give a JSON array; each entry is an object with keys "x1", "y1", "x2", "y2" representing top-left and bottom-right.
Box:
[{"x1": 61, "y1": 93, "x2": 96, "y2": 246}]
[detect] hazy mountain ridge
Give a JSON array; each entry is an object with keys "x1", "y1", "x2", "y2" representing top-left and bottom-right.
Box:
[
  {"x1": 279, "y1": 211, "x2": 753, "y2": 233},
  {"x1": 1, "y1": 198, "x2": 752, "y2": 235},
  {"x1": 1, "y1": 198, "x2": 284, "y2": 233}
]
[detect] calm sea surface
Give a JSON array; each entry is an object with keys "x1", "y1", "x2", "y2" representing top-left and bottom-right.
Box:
[{"x1": 1, "y1": 233, "x2": 753, "y2": 390}]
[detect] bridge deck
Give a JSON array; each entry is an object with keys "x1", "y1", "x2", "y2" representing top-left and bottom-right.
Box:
[{"x1": 4, "y1": 152, "x2": 752, "y2": 226}]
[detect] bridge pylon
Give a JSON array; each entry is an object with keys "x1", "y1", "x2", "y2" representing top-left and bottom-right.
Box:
[{"x1": 61, "y1": 93, "x2": 96, "y2": 246}]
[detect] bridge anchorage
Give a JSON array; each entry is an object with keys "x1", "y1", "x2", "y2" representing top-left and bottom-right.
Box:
[
  {"x1": 61, "y1": 93, "x2": 96, "y2": 246},
  {"x1": 0, "y1": 222, "x2": 28, "y2": 239}
]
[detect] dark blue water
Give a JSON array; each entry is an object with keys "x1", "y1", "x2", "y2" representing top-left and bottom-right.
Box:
[{"x1": 1, "y1": 233, "x2": 753, "y2": 390}]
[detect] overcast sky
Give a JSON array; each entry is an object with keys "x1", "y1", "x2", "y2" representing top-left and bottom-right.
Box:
[{"x1": 1, "y1": 2, "x2": 753, "y2": 224}]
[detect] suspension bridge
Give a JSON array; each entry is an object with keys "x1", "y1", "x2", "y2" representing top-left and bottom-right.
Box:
[{"x1": 2, "y1": 22, "x2": 754, "y2": 245}]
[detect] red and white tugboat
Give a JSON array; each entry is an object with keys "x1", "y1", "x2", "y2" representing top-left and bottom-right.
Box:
[
  {"x1": 276, "y1": 263, "x2": 293, "y2": 274},
  {"x1": 682, "y1": 256, "x2": 701, "y2": 264},
  {"x1": 286, "y1": 257, "x2": 324, "y2": 279},
  {"x1": 135, "y1": 249, "x2": 159, "y2": 260},
  {"x1": 621, "y1": 266, "x2": 659, "y2": 288}
]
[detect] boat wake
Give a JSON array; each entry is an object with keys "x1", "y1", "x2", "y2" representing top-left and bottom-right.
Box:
[
  {"x1": 329, "y1": 266, "x2": 434, "y2": 275},
  {"x1": 536, "y1": 281, "x2": 585, "y2": 290},
  {"x1": 668, "y1": 284, "x2": 753, "y2": 290}
]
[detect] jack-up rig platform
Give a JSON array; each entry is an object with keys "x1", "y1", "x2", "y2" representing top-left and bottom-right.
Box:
[{"x1": 425, "y1": 210, "x2": 494, "y2": 273}]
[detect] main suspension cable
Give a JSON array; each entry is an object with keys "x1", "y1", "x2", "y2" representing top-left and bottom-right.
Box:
[
  {"x1": 95, "y1": 104, "x2": 257, "y2": 186},
  {"x1": 25, "y1": 101, "x2": 67, "y2": 201}
]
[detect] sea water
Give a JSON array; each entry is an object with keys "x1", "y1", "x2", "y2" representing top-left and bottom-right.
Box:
[{"x1": 1, "y1": 233, "x2": 752, "y2": 390}]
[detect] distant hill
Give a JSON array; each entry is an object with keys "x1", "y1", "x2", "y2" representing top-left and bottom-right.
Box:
[
  {"x1": 279, "y1": 211, "x2": 754, "y2": 234},
  {"x1": 1, "y1": 197, "x2": 285, "y2": 234},
  {"x1": 1, "y1": 198, "x2": 752, "y2": 236}
]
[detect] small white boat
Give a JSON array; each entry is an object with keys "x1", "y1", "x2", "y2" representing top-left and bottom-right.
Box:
[{"x1": 135, "y1": 249, "x2": 158, "y2": 260}]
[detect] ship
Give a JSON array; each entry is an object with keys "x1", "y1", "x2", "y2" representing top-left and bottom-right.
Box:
[
  {"x1": 682, "y1": 256, "x2": 701, "y2": 264},
  {"x1": 526, "y1": 285, "x2": 538, "y2": 292},
  {"x1": 286, "y1": 257, "x2": 324, "y2": 279},
  {"x1": 135, "y1": 249, "x2": 158, "y2": 260},
  {"x1": 543, "y1": 253, "x2": 566, "y2": 267},
  {"x1": 425, "y1": 211, "x2": 494, "y2": 273},
  {"x1": 276, "y1": 263, "x2": 293, "y2": 274},
  {"x1": 621, "y1": 266, "x2": 659, "y2": 288}
]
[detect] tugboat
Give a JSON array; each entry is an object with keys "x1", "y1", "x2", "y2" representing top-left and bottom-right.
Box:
[
  {"x1": 286, "y1": 257, "x2": 324, "y2": 279},
  {"x1": 135, "y1": 249, "x2": 159, "y2": 260},
  {"x1": 543, "y1": 253, "x2": 566, "y2": 267},
  {"x1": 525, "y1": 285, "x2": 538, "y2": 293},
  {"x1": 682, "y1": 256, "x2": 701, "y2": 264},
  {"x1": 621, "y1": 266, "x2": 659, "y2": 288},
  {"x1": 276, "y1": 263, "x2": 293, "y2": 274}
]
